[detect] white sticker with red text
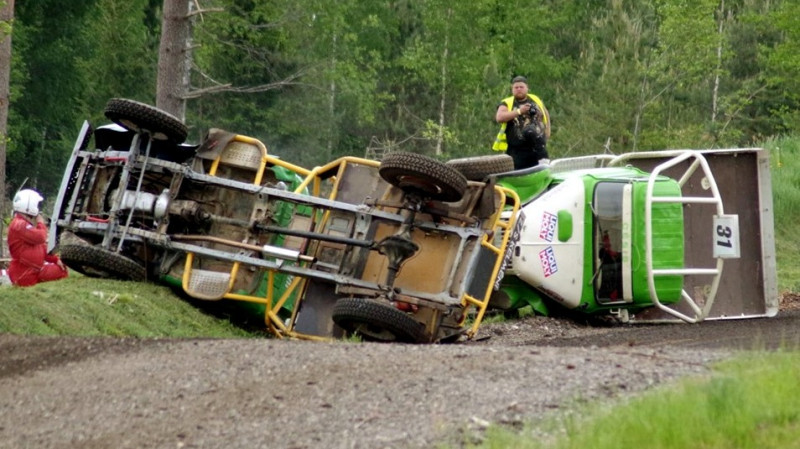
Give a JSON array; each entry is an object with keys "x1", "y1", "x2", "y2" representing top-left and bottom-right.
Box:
[
  {"x1": 539, "y1": 246, "x2": 558, "y2": 277},
  {"x1": 539, "y1": 212, "x2": 557, "y2": 242}
]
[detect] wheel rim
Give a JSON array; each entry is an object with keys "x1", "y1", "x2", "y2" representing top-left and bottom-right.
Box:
[
  {"x1": 351, "y1": 322, "x2": 399, "y2": 342},
  {"x1": 395, "y1": 174, "x2": 443, "y2": 197},
  {"x1": 74, "y1": 264, "x2": 113, "y2": 278},
  {"x1": 118, "y1": 118, "x2": 171, "y2": 141}
]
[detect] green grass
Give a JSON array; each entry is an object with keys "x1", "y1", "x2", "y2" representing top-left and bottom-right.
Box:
[
  {"x1": 470, "y1": 351, "x2": 800, "y2": 449},
  {"x1": 765, "y1": 136, "x2": 800, "y2": 291},
  {"x1": 0, "y1": 274, "x2": 259, "y2": 338}
]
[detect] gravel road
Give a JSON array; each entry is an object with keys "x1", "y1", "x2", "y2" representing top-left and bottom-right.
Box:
[{"x1": 2, "y1": 307, "x2": 799, "y2": 449}]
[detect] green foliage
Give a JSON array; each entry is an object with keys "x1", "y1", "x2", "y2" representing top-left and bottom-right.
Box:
[
  {"x1": 557, "y1": 0, "x2": 661, "y2": 156},
  {"x1": 7, "y1": 2, "x2": 98, "y2": 195},
  {"x1": 6, "y1": 0, "x2": 800, "y2": 193},
  {"x1": 74, "y1": 0, "x2": 159, "y2": 118},
  {"x1": 762, "y1": 1, "x2": 800, "y2": 134},
  {"x1": 0, "y1": 2, "x2": 11, "y2": 36}
]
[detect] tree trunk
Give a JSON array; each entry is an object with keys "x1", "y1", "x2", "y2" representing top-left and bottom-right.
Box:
[
  {"x1": 0, "y1": 0, "x2": 15, "y2": 258},
  {"x1": 327, "y1": 30, "x2": 337, "y2": 162},
  {"x1": 711, "y1": 0, "x2": 725, "y2": 125},
  {"x1": 434, "y1": 8, "x2": 452, "y2": 157},
  {"x1": 157, "y1": 0, "x2": 193, "y2": 121}
]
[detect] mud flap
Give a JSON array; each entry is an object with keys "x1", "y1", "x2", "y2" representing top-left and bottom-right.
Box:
[
  {"x1": 466, "y1": 246, "x2": 499, "y2": 300},
  {"x1": 293, "y1": 280, "x2": 346, "y2": 338}
]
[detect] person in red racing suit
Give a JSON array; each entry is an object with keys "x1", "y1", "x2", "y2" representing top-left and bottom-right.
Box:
[{"x1": 7, "y1": 189, "x2": 69, "y2": 287}]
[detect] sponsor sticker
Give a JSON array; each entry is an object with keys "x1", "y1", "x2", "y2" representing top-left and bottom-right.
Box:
[
  {"x1": 539, "y1": 246, "x2": 558, "y2": 277},
  {"x1": 539, "y1": 211, "x2": 557, "y2": 242},
  {"x1": 494, "y1": 211, "x2": 526, "y2": 290}
]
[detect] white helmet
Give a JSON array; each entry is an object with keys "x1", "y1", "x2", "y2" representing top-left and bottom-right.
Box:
[{"x1": 13, "y1": 189, "x2": 44, "y2": 216}]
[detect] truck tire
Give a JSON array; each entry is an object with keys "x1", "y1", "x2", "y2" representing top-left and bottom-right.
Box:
[
  {"x1": 60, "y1": 244, "x2": 147, "y2": 282},
  {"x1": 104, "y1": 98, "x2": 188, "y2": 143},
  {"x1": 379, "y1": 152, "x2": 467, "y2": 203},
  {"x1": 332, "y1": 297, "x2": 429, "y2": 343},
  {"x1": 446, "y1": 154, "x2": 514, "y2": 181}
]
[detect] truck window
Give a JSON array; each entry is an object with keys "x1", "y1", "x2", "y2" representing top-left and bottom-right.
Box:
[{"x1": 593, "y1": 182, "x2": 625, "y2": 303}]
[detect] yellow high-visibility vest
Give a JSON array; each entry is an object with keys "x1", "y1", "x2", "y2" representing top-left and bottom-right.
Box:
[{"x1": 492, "y1": 94, "x2": 548, "y2": 151}]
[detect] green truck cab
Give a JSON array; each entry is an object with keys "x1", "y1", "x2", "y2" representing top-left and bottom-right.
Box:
[{"x1": 491, "y1": 151, "x2": 740, "y2": 323}]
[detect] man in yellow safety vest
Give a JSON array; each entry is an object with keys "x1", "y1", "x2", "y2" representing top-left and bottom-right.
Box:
[{"x1": 492, "y1": 75, "x2": 551, "y2": 170}]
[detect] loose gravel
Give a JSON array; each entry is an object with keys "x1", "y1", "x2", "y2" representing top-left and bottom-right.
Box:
[{"x1": 0, "y1": 313, "x2": 742, "y2": 449}]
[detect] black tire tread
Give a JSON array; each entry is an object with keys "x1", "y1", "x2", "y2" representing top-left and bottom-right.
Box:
[
  {"x1": 60, "y1": 244, "x2": 147, "y2": 282},
  {"x1": 378, "y1": 152, "x2": 467, "y2": 202},
  {"x1": 332, "y1": 297, "x2": 429, "y2": 343},
  {"x1": 446, "y1": 154, "x2": 514, "y2": 181},
  {"x1": 104, "y1": 98, "x2": 188, "y2": 143}
]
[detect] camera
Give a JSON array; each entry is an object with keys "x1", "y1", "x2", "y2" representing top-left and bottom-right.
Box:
[{"x1": 524, "y1": 103, "x2": 540, "y2": 119}]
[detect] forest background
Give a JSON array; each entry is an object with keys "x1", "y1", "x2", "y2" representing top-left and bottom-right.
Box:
[{"x1": 1, "y1": 0, "x2": 799, "y2": 200}]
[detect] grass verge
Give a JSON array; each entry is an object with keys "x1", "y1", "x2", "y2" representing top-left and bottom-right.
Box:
[
  {"x1": 767, "y1": 136, "x2": 800, "y2": 291},
  {"x1": 471, "y1": 351, "x2": 800, "y2": 449},
  {"x1": 0, "y1": 274, "x2": 259, "y2": 338}
]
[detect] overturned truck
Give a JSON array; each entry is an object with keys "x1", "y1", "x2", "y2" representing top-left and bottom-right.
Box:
[
  {"x1": 51, "y1": 99, "x2": 520, "y2": 343},
  {"x1": 489, "y1": 149, "x2": 777, "y2": 324},
  {"x1": 50, "y1": 99, "x2": 777, "y2": 343}
]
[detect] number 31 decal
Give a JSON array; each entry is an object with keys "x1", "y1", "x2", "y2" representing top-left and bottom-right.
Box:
[{"x1": 713, "y1": 215, "x2": 740, "y2": 259}]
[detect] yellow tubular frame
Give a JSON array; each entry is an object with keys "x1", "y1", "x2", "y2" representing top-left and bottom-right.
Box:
[
  {"x1": 271, "y1": 157, "x2": 382, "y2": 341},
  {"x1": 181, "y1": 156, "x2": 381, "y2": 341},
  {"x1": 182, "y1": 135, "x2": 292, "y2": 306},
  {"x1": 461, "y1": 186, "x2": 521, "y2": 339},
  {"x1": 181, "y1": 150, "x2": 520, "y2": 342}
]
